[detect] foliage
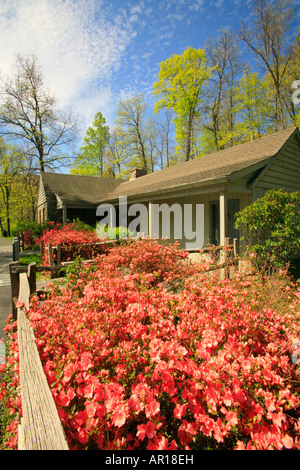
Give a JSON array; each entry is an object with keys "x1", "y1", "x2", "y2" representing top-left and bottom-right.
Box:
[
  {"x1": 234, "y1": 68, "x2": 273, "y2": 140},
  {"x1": 19, "y1": 253, "x2": 41, "y2": 266},
  {"x1": 1, "y1": 239, "x2": 300, "y2": 450},
  {"x1": 0, "y1": 140, "x2": 24, "y2": 236},
  {"x1": 71, "y1": 112, "x2": 110, "y2": 177},
  {"x1": 153, "y1": 47, "x2": 212, "y2": 161},
  {"x1": 13, "y1": 220, "x2": 51, "y2": 249},
  {"x1": 37, "y1": 222, "x2": 108, "y2": 265},
  {"x1": 235, "y1": 190, "x2": 300, "y2": 268},
  {"x1": 96, "y1": 224, "x2": 134, "y2": 240},
  {"x1": 0, "y1": 330, "x2": 20, "y2": 450}
]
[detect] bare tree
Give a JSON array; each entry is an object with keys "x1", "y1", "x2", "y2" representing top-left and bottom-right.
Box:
[
  {"x1": 239, "y1": 0, "x2": 294, "y2": 131},
  {"x1": 0, "y1": 53, "x2": 78, "y2": 172},
  {"x1": 204, "y1": 28, "x2": 243, "y2": 150},
  {"x1": 156, "y1": 109, "x2": 175, "y2": 168},
  {"x1": 116, "y1": 94, "x2": 149, "y2": 171}
]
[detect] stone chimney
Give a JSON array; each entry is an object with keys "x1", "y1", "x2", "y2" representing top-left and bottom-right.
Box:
[{"x1": 129, "y1": 168, "x2": 147, "y2": 180}]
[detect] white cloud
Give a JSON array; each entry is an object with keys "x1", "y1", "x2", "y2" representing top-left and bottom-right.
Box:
[{"x1": 0, "y1": 0, "x2": 137, "y2": 130}]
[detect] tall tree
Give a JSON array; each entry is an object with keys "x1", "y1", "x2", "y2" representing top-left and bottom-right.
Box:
[
  {"x1": 153, "y1": 46, "x2": 212, "y2": 161},
  {"x1": 204, "y1": 28, "x2": 243, "y2": 151},
  {"x1": 0, "y1": 140, "x2": 23, "y2": 236},
  {"x1": 239, "y1": 0, "x2": 294, "y2": 131},
  {"x1": 280, "y1": 27, "x2": 300, "y2": 127},
  {"x1": 105, "y1": 124, "x2": 131, "y2": 178},
  {"x1": 71, "y1": 111, "x2": 110, "y2": 177},
  {"x1": 156, "y1": 109, "x2": 175, "y2": 168},
  {"x1": 116, "y1": 94, "x2": 149, "y2": 171},
  {"x1": 0, "y1": 53, "x2": 78, "y2": 172},
  {"x1": 235, "y1": 68, "x2": 273, "y2": 140}
]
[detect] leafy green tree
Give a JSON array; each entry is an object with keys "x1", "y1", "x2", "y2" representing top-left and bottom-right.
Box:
[
  {"x1": 153, "y1": 46, "x2": 212, "y2": 161},
  {"x1": 0, "y1": 140, "x2": 23, "y2": 236},
  {"x1": 105, "y1": 124, "x2": 131, "y2": 178},
  {"x1": 234, "y1": 68, "x2": 273, "y2": 140},
  {"x1": 71, "y1": 111, "x2": 110, "y2": 177},
  {"x1": 279, "y1": 27, "x2": 300, "y2": 127},
  {"x1": 235, "y1": 189, "x2": 300, "y2": 268}
]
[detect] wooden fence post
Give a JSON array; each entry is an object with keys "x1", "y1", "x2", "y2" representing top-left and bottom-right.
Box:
[
  {"x1": 48, "y1": 243, "x2": 53, "y2": 267},
  {"x1": 9, "y1": 261, "x2": 20, "y2": 321},
  {"x1": 27, "y1": 262, "x2": 37, "y2": 297},
  {"x1": 233, "y1": 238, "x2": 239, "y2": 259},
  {"x1": 224, "y1": 237, "x2": 231, "y2": 279},
  {"x1": 56, "y1": 243, "x2": 61, "y2": 266},
  {"x1": 12, "y1": 237, "x2": 19, "y2": 262}
]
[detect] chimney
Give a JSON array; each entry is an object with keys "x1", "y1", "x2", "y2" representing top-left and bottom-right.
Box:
[{"x1": 129, "y1": 168, "x2": 147, "y2": 180}]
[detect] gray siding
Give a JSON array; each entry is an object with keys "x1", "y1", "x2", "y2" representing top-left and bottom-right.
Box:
[
  {"x1": 37, "y1": 177, "x2": 47, "y2": 208},
  {"x1": 252, "y1": 133, "x2": 300, "y2": 201}
]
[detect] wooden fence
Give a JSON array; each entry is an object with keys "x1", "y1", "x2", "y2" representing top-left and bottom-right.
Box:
[
  {"x1": 8, "y1": 237, "x2": 239, "y2": 450},
  {"x1": 186, "y1": 237, "x2": 239, "y2": 278},
  {"x1": 10, "y1": 261, "x2": 69, "y2": 450}
]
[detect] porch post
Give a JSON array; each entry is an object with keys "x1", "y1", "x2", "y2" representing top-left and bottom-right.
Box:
[
  {"x1": 62, "y1": 203, "x2": 67, "y2": 225},
  {"x1": 219, "y1": 190, "x2": 227, "y2": 246},
  {"x1": 148, "y1": 201, "x2": 159, "y2": 239}
]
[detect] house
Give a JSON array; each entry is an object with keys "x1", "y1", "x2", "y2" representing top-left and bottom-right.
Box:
[
  {"x1": 37, "y1": 127, "x2": 300, "y2": 250},
  {"x1": 98, "y1": 126, "x2": 300, "y2": 250},
  {"x1": 37, "y1": 172, "x2": 125, "y2": 226}
]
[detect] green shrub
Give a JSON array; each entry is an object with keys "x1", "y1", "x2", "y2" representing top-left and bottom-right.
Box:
[
  {"x1": 96, "y1": 223, "x2": 134, "y2": 240},
  {"x1": 12, "y1": 220, "x2": 50, "y2": 249},
  {"x1": 235, "y1": 189, "x2": 300, "y2": 268}
]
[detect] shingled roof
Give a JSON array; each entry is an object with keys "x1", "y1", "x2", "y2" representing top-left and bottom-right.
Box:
[
  {"x1": 102, "y1": 127, "x2": 299, "y2": 202},
  {"x1": 41, "y1": 172, "x2": 125, "y2": 206}
]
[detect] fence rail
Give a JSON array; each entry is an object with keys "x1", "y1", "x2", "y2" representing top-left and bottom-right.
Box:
[{"x1": 14, "y1": 265, "x2": 69, "y2": 450}]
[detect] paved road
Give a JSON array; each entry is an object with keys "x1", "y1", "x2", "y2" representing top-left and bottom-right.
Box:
[
  {"x1": 0, "y1": 238, "x2": 13, "y2": 343},
  {"x1": 0, "y1": 239, "x2": 12, "y2": 378}
]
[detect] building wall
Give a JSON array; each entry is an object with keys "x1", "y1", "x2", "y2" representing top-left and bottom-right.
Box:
[
  {"x1": 252, "y1": 133, "x2": 300, "y2": 201},
  {"x1": 124, "y1": 190, "x2": 250, "y2": 250}
]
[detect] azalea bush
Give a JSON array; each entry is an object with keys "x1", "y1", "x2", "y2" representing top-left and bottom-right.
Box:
[
  {"x1": 1, "y1": 239, "x2": 300, "y2": 450},
  {"x1": 37, "y1": 222, "x2": 109, "y2": 265}
]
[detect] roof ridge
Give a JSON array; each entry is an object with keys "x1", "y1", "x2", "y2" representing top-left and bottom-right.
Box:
[{"x1": 191, "y1": 126, "x2": 297, "y2": 160}]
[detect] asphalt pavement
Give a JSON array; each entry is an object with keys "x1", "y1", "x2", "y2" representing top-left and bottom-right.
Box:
[{"x1": 0, "y1": 237, "x2": 13, "y2": 344}]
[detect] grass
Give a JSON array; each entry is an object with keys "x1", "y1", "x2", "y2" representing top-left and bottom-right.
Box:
[
  {"x1": 19, "y1": 252, "x2": 51, "y2": 281},
  {"x1": 19, "y1": 253, "x2": 41, "y2": 266}
]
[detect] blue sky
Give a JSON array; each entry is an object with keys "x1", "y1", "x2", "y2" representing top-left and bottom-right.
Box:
[{"x1": 0, "y1": 0, "x2": 299, "y2": 138}]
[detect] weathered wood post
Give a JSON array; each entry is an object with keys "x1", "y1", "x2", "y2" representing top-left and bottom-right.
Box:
[
  {"x1": 9, "y1": 261, "x2": 20, "y2": 321},
  {"x1": 27, "y1": 262, "x2": 37, "y2": 297},
  {"x1": 48, "y1": 243, "x2": 53, "y2": 267},
  {"x1": 233, "y1": 238, "x2": 239, "y2": 260},
  {"x1": 224, "y1": 237, "x2": 231, "y2": 279},
  {"x1": 12, "y1": 237, "x2": 19, "y2": 262},
  {"x1": 56, "y1": 243, "x2": 61, "y2": 266}
]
